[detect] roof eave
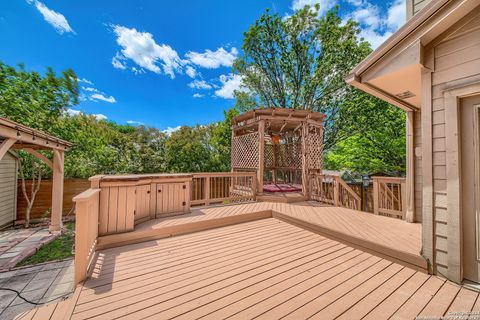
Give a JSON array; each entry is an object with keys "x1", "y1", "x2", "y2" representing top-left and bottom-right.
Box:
[
  {"x1": 345, "y1": 74, "x2": 418, "y2": 112},
  {"x1": 349, "y1": 0, "x2": 450, "y2": 77}
]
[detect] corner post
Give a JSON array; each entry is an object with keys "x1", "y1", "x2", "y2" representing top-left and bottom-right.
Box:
[
  {"x1": 373, "y1": 177, "x2": 379, "y2": 215},
  {"x1": 50, "y1": 149, "x2": 64, "y2": 232},
  {"x1": 257, "y1": 120, "x2": 265, "y2": 193},
  {"x1": 301, "y1": 123, "x2": 309, "y2": 197}
]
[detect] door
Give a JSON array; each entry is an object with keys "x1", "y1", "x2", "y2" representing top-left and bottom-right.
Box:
[
  {"x1": 461, "y1": 95, "x2": 480, "y2": 283},
  {"x1": 156, "y1": 183, "x2": 188, "y2": 217},
  {"x1": 135, "y1": 184, "x2": 151, "y2": 224}
]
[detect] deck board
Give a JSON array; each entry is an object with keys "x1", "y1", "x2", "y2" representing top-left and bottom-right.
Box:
[
  {"x1": 97, "y1": 201, "x2": 425, "y2": 269},
  {"x1": 15, "y1": 206, "x2": 479, "y2": 320}
]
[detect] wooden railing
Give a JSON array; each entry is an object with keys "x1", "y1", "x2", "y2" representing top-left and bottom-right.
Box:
[
  {"x1": 310, "y1": 174, "x2": 361, "y2": 210},
  {"x1": 191, "y1": 172, "x2": 256, "y2": 206},
  {"x1": 372, "y1": 176, "x2": 406, "y2": 219},
  {"x1": 73, "y1": 188, "x2": 100, "y2": 284}
]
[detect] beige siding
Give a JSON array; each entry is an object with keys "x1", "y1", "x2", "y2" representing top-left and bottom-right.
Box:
[
  {"x1": 414, "y1": 111, "x2": 423, "y2": 222},
  {"x1": 407, "y1": 0, "x2": 433, "y2": 19},
  {"x1": 0, "y1": 153, "x2": 17, "y2": 227},
  {"x1": 414, "y1": 0, "x2": 432, "y2": 15},
  {"x1": 429, "y1": 12, "x2": 480, "y2": 275}
]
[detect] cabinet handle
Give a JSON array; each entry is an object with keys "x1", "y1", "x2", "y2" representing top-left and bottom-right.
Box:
[
  {"x1": 158, "y1": 189, "x2": 162, "y2": 193},
  {"x1": 147, "y1": 190, "x2": 150, "y2": 194}
]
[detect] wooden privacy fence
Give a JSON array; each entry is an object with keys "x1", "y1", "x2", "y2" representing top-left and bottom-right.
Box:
[
  {"x1": 191, "y1": 172, "x2": 256, "y2": 206},
  {"x1": 16, "y1": 179, "x2": 90, "y2": 221},
  {"x1": 310, "y1": 174, "x2": 361, "y2": 210},
  {"x1": 73, "y1": 188, "x2": 99, "y2": 284},
  {"x1": 372, "y1": 176, "x2": 406, "y2": 219}
]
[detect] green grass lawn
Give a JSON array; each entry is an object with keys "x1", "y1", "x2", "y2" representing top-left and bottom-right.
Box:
[{"x1": 17, "y1": 222, "x2": 75, "y2": 267}]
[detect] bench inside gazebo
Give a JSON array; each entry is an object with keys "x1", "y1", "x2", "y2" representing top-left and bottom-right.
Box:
[{"x1": 0, "y1": 117, "x2": 72, "y2": 231}]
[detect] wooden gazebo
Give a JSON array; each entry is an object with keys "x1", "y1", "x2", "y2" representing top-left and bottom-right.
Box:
[
  {"x1": 0, "y1": 117, "x2": 72, "y2": 232},
  {"x1": 231, "y1": 108, "x2": 325, "y2": 198}
]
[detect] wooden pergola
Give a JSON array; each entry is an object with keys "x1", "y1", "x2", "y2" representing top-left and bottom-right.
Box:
[
  {"x1": 231, "y1": 108, "x2": 325, "y2": 196},
  {"x1": 0, "y1": 117, "x2": 72, "y2": 232}
]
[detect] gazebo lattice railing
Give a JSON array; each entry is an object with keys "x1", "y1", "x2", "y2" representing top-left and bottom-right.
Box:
[{"x1": 231, "y1": 108, "x2": 325, "y2": 196}]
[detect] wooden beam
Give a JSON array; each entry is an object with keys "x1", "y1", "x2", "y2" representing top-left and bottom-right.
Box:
[
  {"x1": 0, "y1": 125, "x2": 68, "y2": 151},
  {"x1": 50, "y1": 149, "x2": 64, "y2": 232},
  {"x1": 0, "y1": 138, "x2": 16, "y2": 160},
  {"x1": 23, "y1": 148, "x2": 53, "y2": 170}
]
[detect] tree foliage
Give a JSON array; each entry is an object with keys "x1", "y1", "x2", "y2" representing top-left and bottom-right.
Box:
[
  {"x1": 234, "y1": 5, "x2": 406, "y2": 174},
  {"x1": 0, "y1": 61, "x2": 235, "y2": 178}
]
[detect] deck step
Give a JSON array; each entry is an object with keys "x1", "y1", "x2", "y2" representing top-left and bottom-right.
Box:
[
  {"x1": 256, "y1": 193, "x2": 309, "y2": 203},
  {"x1": 273, "y1": 210, "x2": 428, "y2": 272},
  {"x1": 97, "y1": 209, "x2": 272, "y2": 250}
]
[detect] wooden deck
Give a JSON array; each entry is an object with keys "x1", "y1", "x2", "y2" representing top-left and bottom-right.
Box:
[
  {"x1": 17, "y1": 218, "x2": 479, "y2": 320},
  {"x1": 97, "y1": 202, "x2": 425, "y2": 270}
]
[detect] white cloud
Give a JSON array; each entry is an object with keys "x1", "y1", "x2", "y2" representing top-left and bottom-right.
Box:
[
  {"x1": 291, "y1": 0, "x2": 337, "y2": 16},
  {"x1": 359, "y1": 29, "x2": 393, "y2": 49},
  {"x1": 162, "y1": 126, "x2": 181, "y2": 136},
  {"x1": 27, "y1": 0, "x2": 75, "y2": 34},
  {"x1": 131, "y1": 67, "x2": 146, "y2": 75},
  {"x1": 346, "y1": 0, "x2": 363, "y2": 6},
  {"x1": 349, "y1": 3, "x2": 381, "y2": 29},
  {"x1": 82, "y1": 86, "x2": 99, "y2": 92},
  {"x1": 344, "y1": 0, "x2": 406, "y2": 49},
  {"x1": 65, "y1": 109, "x2": 107, "y2": 121},
  {"x1": 188, "y1": 79, "x2": 212, "y2": 90},
  {"x1": 214, "y1": 74, "x2": 245, "y2": 99},
  {"x1": 90, "y1": 93, "x2": 117, "y2": 103},
  {"x1": 127, "y1": 120, "x2": 143, "y2": 125},
  {"x1": 112, "y1": 25, "x2": 184, "y2": 78},
  {"x1": 78, "y1": 78, "x2": 93, "y2": 85},
  {"x1": 65, "y1": 108, "x2": 81, "y2": 117},
  {"x1": 387, "y1": 0, "x2": 406, "y2": 31},
  {"x1": 112, "y1": 52, "x2": 127, "y2": 70},
  {"x1": 192, "y1": 93, "x2": 204, "y2": 98},
  {"x1": 185, "y1": 66, "x2": 197, "y2": 78},
  {"x1": 185, "y1": 47, "x2": 238, "y2": 69},
  {"x1": 93, "y1": 114, "x2": 108, "y2": 121}
]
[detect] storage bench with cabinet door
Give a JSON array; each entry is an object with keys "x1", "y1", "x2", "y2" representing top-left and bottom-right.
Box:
[{"x1": 155, "y1": 181, "x2": 190, "y2": 218}]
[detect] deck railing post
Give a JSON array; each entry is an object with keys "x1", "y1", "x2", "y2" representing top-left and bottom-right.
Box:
[
  {"x1": 373, "y1": 177, "x2": 379, "y2": 215},
  {"x1": 333, "y1": 176, "x2": 340, "y2": 207},
  {"x1": 204, "y1": 177, "x2": 210, "y2": 206},
  {"x1": 401, "y1": 179, "x2": 407, "y2": 220}
]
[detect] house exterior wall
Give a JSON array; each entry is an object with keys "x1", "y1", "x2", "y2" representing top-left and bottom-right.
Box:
[
  {"x1": 426, "y1": 9, "x2": 480, "y2": 277},
  {"x1": 0, "y1": 152, "x2": 17, "y2": 227},
  {"x1": 407, "y1": 0, "x2": 433, "y2": 19}
]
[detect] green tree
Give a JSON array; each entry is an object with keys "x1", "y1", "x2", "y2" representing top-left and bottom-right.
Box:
[
  {"x1": 325, "y1": 95, "x2": 406, "y2": 174},
  {"x1": 234, "y1": 5, "x2": 406, "y2": 174},
  {"x1": 207, "y1": 108, "x2": 240, "y2": 172},
  {"x1": 164, "y1": 126, "x2": 213, "y2": 173},
  {"x1": 0, "y1": 61, "x2": 79, "y2": 132}
]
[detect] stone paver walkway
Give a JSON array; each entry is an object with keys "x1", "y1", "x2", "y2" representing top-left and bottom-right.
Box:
[
  {"x1": 0, "y1": 259, "x2": 74, "y2": 320},
  {"x1": 0, "y1": 227, "x2": 58, "y2": 272}
]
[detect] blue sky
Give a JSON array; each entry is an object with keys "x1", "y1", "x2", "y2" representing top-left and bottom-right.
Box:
[{"x1": 1, "y1": 0, "x2": 405, "y2": 133}]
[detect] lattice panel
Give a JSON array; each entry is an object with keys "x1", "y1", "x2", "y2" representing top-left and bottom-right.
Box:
[
  {"x1": 265, "y1": 144, "x2": 274, "y2": 168},
  {"x1": 307, "y1": 125, "x2": 324, "y2": 170},
  {"x1": 231, "y1": 132, "x2": 260, "y2": 169},
  {"x1": 277, "y1": 142, "x2": 302, "y2": 168},
  {"x1": 264, "y1": 141, "x2": 302, "y2": 169}
]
